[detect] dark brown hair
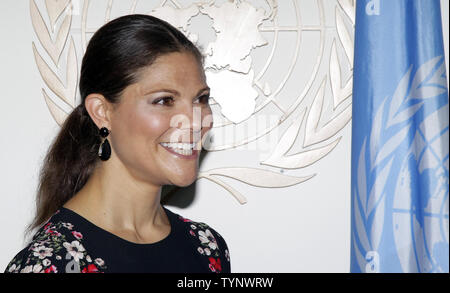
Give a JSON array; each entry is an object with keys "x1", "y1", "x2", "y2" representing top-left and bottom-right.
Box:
[{"x1": 26, "y1": 14, "x2": 204, "y2": 236}]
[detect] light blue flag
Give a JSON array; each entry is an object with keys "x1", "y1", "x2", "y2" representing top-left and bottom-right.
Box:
[{"x1": 351, "y1": 0, "x2": 449, "y2": 273}]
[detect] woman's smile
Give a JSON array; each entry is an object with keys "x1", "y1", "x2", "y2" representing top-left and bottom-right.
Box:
[{"x1": 159, "y1": 142, "x2": 200, "y2": 159}]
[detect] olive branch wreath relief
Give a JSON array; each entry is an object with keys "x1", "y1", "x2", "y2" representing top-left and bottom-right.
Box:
[{"x1": 30, "y1": 0, "x2": 354, "y2": 205}]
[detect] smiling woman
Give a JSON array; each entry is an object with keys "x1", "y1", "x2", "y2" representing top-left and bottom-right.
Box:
[{"x1": 4, "y1": 14, "x2": 229, "y2": 273}]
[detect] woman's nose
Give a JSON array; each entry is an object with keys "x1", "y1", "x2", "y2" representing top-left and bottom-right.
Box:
[{"x1": 168, "y1": 105, "x2": 204, "y2": 142}]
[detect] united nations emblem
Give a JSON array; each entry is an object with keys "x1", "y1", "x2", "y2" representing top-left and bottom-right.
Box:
[{"x1": 30, "y1": 0, "x2": 354, "y2": 204}]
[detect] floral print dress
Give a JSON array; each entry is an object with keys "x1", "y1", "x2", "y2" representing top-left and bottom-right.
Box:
[{"x1": 4, "y1": 207, "x2": 230, "y2": 273}]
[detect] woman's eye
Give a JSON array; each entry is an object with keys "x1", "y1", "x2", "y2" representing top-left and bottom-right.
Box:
[
  {"x1": 153, "y1": 95, "x2": 210, "y2": 106},
  {"x1": 154, "y1": 97, "x2": 174, "y2": 106},
  {"x1": 197, "y1": 95, "x2": 211, "y2": 105}
]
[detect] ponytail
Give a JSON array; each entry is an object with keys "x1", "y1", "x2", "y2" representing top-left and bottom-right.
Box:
[{"x1": 25, "y1": 104, "x2": 99, "y2": 236}]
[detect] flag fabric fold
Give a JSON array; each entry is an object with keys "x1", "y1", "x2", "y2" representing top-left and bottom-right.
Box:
[{"x1": 351, "y1": 0, "x2": 449, "y2": 273}]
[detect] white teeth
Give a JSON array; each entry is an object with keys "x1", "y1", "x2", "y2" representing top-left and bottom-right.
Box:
[
  {"x1": 160, "y1": 142, "x2": 195, "y2": 156},
  {"x1": 160, "y1": 142, "x2": 195, "y2": 150}
]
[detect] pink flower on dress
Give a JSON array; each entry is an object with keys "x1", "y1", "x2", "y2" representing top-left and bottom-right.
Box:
[
  {"x1": 208, "y1": 257, "x2": 222, "y2": 273},
  {"x1": 63, "y1": 241, "x2": 85, "y2": 262},
  {"x1": 179, "y1": 216, "x2": 192, "y2": 223},
  {"x1": 49, "y1": 230, "x2": 61, "y2": 237},
  {"x1": 44, "y1": 265, "x2": 58, "y2": 273},
  {"x1": 44, "y1": 223, "x2": 61, "y2": 236},
  {"x1": 72, "y1": 231, "x2": 83, "y2": 240},
  {"x1": 43, "y1": 222, "x2": 52, "y2": 231},
  {"x1": 32, "y1": 245, "x2": 53, "y2": 259}
]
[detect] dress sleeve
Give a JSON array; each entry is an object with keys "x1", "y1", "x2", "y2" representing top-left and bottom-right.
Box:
[
  {"x1": 4, "y1": 222, "x2": 84, "y2": 273},
  {"x1": 198, "y1": 224, "x2": 231, "y2": 273},
  {"x1": 4, "y1": 240, "x2": 70, "y2": 273},
  {"x1": 210, "y1": 227, "x2": 231, "y2": 273}
]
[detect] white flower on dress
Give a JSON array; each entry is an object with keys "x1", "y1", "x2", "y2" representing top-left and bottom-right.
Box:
[
  {"x1": 8, "y1": 264, "x2": 18, "y2": 273},
  {"x1": 20, "y1": 265, "x2": 33, "y2": 273},
  {"x1": 204, "y1": 248, "x2": 211, "y2": 256},
  {"x1": 32, "y1": 245, "x2": 53, "y2": 259},
  {"x1": 62, "y1": 222, "x2": 74, "y2": 230},
  {"x1": 63, "y1": 240, "x2": 85, "y2": 262},
  {"x1": 42, "y1": 259, "x2": 51, "y2": 267},
  {"x1": 197, "y1": 247, "x2": 204, "y2": 255},
  {"x1": 198, "y1": 229, "x2": 218, "y2": 250},
  {"x1": 32, "y1": 264, "x2": 43, "y2": 273},
  {"x1": 225, "y1": 249, "x2": 230, "y2": 262},
  {"x1": 94, "y1": 258, "x2": 105, "y2": 267}
]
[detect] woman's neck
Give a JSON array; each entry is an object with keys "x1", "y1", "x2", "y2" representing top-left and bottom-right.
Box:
[{"x1": 63, "y1": 160, "x2": 170, "y2": 244}]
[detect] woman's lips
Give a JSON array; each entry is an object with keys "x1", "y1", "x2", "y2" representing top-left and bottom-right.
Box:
[{"x1": 159, "y1": 143, "x2": 199, "y2": 159}]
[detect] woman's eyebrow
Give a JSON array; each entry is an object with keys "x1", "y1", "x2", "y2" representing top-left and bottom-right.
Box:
[
  {"x1": 145, "y1": 88, "x2": 179, "y2": 96},
  {"x1": 197, "y1": 86, "x2": 210, "y2": 95},
  {"x1": 144, "y1": 86, "x2": 210, "y2": 97}
]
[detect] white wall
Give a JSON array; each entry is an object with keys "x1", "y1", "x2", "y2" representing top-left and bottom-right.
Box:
[
  {"x1": 0, "y1": 0, "x2": 448, "y2": 273},
  {"x1": 0, "y1": 0, "x2": 63, "y2": 270}
]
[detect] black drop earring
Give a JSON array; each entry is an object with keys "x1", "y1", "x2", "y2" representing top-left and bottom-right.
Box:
[{"x1": 98, "y1": 127, "x2": 111, "y2": 161}]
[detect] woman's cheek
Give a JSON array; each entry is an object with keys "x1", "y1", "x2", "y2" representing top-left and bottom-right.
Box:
[{"x1": 140, "y1": 111, "x2": 170, "y2": 136}]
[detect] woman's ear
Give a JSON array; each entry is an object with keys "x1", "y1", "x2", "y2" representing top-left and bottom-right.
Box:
[{"x1": 84, "y1": 94, "x2": 114, "y2": 129}]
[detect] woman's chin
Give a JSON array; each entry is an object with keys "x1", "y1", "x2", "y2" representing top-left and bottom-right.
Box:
[{"x1": 169, "y1": 173, "x2": 198, "y2": 187}]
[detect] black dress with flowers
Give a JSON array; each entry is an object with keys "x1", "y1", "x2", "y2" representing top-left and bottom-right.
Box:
[{"x1": 4, "y1": 206, "x2": 230, "y2": 273}]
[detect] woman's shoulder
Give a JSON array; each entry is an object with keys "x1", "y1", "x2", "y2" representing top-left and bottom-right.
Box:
[
  {"x1": 166, "y1": 207, "x2": 231, "y2": 273},
  {"x1": 4, "y1": 209, "x2": 107, "y2": 273}
]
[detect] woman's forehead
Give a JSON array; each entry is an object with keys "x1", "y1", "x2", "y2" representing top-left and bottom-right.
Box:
[{"x1": 136, "y1": 53, "x2": 206, "y2": 88}]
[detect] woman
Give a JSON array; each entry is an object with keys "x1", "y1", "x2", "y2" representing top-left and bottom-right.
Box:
[{"x1": 5, "y1": 14, "x2": 230, "y2": 273}]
